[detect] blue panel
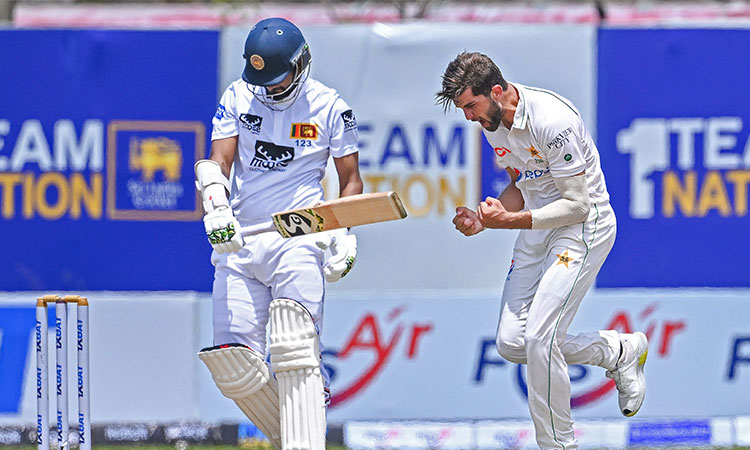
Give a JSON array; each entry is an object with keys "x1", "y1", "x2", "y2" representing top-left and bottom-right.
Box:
[
  {"x1": 0, "y1": 30, "x2": 219, "y2": 290},
  {"x1": 479, "y1": 132, "x2": 512, "y2": 201},
  {"x1": 596, "y1": 28, "x2": 750, "y2": 287},
  {"x1": 628, "y1": 420, "x2": 712, "y2": 446},
  {"x1": 0, "y1": 308, "x2": 36, "y2": 413}
]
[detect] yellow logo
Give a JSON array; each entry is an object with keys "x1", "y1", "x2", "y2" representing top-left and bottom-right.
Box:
[
  {"x1": 129, "y1": 137, "x2": 182, "y2": 181},
  {"x1": 250, "y1": 54, "x2": 265, "y2": 70},
  {"x1": 556, "y1": 250, "x2": 575, "y2": 268},
  {"x1": 526, "y1": 145, "x2": 542, "y2": 159}
]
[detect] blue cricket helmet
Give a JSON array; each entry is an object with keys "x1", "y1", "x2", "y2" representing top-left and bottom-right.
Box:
[{"x1": 242, "y1": 17, "x2": 311, "y2": 87}]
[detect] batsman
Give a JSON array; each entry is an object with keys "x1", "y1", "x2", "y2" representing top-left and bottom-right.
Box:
[
  {"x1": 437, "y1": 52, "x2": 648, "y2": 450},
  {"x1": 194, "y1": 18, "x2": 363, "y2": 449}
]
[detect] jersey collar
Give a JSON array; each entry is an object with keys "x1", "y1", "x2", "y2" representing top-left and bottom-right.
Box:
[{"x1": 510, "y1": 83, "x2": 529, "y2": 131}]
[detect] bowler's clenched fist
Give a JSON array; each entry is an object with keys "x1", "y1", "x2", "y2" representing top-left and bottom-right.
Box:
[
  {"x1": 453, "y1": 206, "x2": 485, "y2": 236},
  {"x1": 477, "y1": 196, "x2": 514, "y2": 229}
]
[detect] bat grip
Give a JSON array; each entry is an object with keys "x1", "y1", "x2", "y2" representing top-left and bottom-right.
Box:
[{"x1": 240, "y1": 221, "x2": 277, "y2": 237}]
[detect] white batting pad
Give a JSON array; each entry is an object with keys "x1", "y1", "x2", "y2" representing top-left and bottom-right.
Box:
[
  {"x1": 269, "y1": 299, "x2": 326, "y2": 450},
  {"x1": 198, "y1": 344, "x2": 281, "y2": 450}
]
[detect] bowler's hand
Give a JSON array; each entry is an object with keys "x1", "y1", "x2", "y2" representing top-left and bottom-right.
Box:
[
  {"x1": 453, "y1": 206, "x2": 485, "y2": 236},
  {"x1": 477, "y1": 196, "x2": 514, "y2": 229}
]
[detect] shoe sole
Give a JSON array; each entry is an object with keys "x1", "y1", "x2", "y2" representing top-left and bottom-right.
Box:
[{"x1": 623, "y1": 331, "x2": 648, "y2": 417}]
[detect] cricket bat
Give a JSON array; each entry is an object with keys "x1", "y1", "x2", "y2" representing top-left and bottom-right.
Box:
[{"x1": 240, "y1": 191, "x2": 408, "y2": 238}]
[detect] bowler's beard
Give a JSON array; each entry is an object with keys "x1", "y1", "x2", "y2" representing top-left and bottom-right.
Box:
[{"x1": 484, "y1": 100, "x2": 503, "y2": 132}]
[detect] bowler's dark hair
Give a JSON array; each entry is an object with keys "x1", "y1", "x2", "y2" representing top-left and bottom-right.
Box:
[{"x1": 435, "y1": 52, "x2": 508, "y2": 112}]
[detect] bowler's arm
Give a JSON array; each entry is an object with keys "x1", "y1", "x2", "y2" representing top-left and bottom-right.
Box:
[{"x1": 499, "y1": 167, "x2": 525, "y2": 212}]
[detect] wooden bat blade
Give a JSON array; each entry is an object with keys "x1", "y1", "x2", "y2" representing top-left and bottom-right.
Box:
[{"x1": 268, "y1": 191, "x2": 407, "y2": 238}]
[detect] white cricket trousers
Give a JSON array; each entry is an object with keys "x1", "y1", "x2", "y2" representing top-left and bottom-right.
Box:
[
  {"x1": 210, "y1": 232, "x2": 326, "y2": 354},
  {"x1": 495, "y1": 203, "x2": 620, "y2": 450}
]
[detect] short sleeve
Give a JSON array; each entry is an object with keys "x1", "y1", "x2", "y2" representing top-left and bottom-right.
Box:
[
  {"x1": 211, "y1": 84, "x2": 239, "y2": 141},
  {"x1": 537, "y1": 112, "x2": 586, "y2": 178},
  {"x1": 328, "y1": 97, "x2": 359, "y2": 158}
]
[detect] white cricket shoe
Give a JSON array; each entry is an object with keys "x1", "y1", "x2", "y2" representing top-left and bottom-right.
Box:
[{"x1": 606, "y1": 332, "x2": 648, "y2": 417}]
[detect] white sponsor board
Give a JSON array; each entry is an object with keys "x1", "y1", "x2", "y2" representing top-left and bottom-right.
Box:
[
  {"x1": 346, "y1": 421, "x2": 475, "y2": 449},
  {"x1": 347, "y1": 419, "x2": 628, "y2": 450},
  {"x1": 321, "y1": 289, "x2": 750, "y2": 422},
  {"x1": 0, "y1": 292, "x2": 204, "y2": 425},
  {"x1": 346, "y1": 417, "x2": 742, "y2": 450},
  {"x1": 737, "y1": 416, "x2": 750, "y2": 446},
  {"x1": 2, "y1": 289, "x2": 750, "y2": 427},
  {"x1": 219, "y1": 23, "x2": 595, "y2": 292}
]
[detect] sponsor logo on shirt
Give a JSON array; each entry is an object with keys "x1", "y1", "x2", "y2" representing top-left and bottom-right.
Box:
[
  {"x1": 546, "y1": 127, "x2": 574, "y2": 149},
  {"x1": 517, "y1": 167, "x2": 551, "y2": 182},
  {"x1": 290, "y1": 123, "x2": 318, "y2": 140},
  {"x1": 251, "y1": 140, "x2": 294, "y2": 171},
  {"x1": 341, "y1": 109, "x2": 357, "y2": 132},
  {"x1": 495, "y1": 146, "x2": 511, "y2": 157},
  {"x1": 239, "y1": 114, "x2": 262, "y2": 135},
  {"x1": 214, "y1": 104, "x2": 226, "y2": 120}
]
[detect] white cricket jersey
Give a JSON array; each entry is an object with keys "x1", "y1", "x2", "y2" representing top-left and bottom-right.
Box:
[
  {"x1": 483, "y1": 83, "x2": 609, "y2": 210},
  {"x1": 212, "y1": 78, "x2": 358, "y2": 224}
]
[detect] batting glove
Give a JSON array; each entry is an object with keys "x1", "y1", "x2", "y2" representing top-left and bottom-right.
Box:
[
  {"x1": 204, "y1": 207, "x2": 245, "y2": 254},
  {"x1": 315, "y1": 229, "x2": 357, "y2": 282}
]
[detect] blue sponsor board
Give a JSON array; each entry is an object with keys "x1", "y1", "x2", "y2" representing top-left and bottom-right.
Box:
[
  {"x1": 479, "y1": 130, "x2": 512, "y2": 201},
  {"x1": 597, "y1": 29, "x2": 750, "y2": 287},
  {"x1": 0, "y1": 30, "x2": 219, "y2": 290},
  {"x1": 0, "y1": 308, "x2": 37, "y2": 413},
  {"x1": 628, "y1": 420, "x2": 712, "y2": 446},
  {"x1": 108, "y1": 122, "x2": 204, "y2": 219}
]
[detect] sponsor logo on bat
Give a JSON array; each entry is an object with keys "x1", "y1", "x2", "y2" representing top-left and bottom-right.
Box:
[{"x1": 273, "y1": 209, "x2": 325, "y2": 237}]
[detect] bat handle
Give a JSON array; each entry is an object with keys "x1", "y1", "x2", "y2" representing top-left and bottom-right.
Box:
[{"x1": 240, "y1": 221, "x2": 277, "y2": 237}]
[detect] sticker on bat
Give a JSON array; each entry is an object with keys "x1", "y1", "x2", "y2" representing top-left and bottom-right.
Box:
[{"x1": 273, "y1": 209, "x2": 325, "y2": 237}]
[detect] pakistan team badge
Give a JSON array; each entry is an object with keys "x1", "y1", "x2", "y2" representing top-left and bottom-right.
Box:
[{"x1": 556, "y1": 250, "x2": 575, "y2": 268}]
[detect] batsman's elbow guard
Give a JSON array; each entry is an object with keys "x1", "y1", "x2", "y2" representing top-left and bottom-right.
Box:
[{"x1": 318, "y1": 229, "x2": 357, "y2": 282}]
